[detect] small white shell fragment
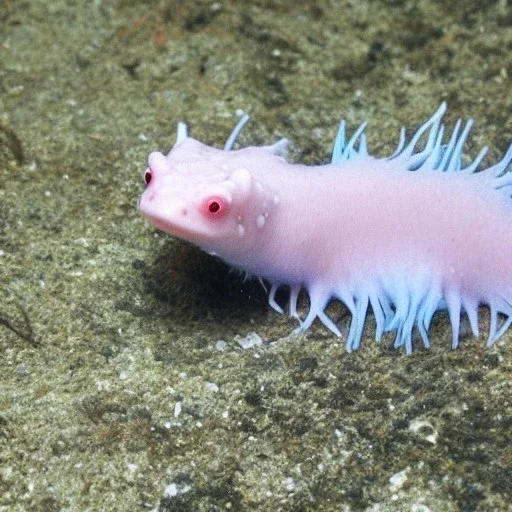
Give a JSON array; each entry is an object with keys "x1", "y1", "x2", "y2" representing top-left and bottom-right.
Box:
[
  {"x1": 408, "y1": 418, "x2": 437, "y2": 444},
  {"x1": 285, "y1": 477, "x2": 295, "y2": 492},
  {"x1": 234, "y1": 332, "x2": 263, "y2": 349},
  {"x1": 215, "y1": 339, "x2": 228, "y2": 351},
  {"x1": 389, "y1": 467, "x2": 410, "y2": 489},
  {"x1": 205, "y1": 382, "x2": 219, "y2": 393},
  {"x1": 164, "y1": 483, "x2": 179, "y2": 497}
]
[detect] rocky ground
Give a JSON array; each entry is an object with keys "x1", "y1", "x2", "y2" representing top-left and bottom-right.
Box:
[{"x1": 1, "y1": 0, "x2": 512, "y2": 510}]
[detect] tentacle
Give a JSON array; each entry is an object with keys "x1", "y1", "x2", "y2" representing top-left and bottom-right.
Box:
[
  {"x1": 369, "y1": 290, "x2": 386, "y2": 342},
  {"x1": 285, "y1": 278, "x2": 511, "y2": 351},
  {"x1": 416, "y1": 124, "x2": 445, "y2": 170},
  {"x1": 403, "y1": 114, "x2": 445, "y2": 170},
  {"x1": 389, "y1": 126, "x2": 406, "y2": 159},
  {"x1": 346, "y1": 295, "x2": 369, "y2": 352},
  {"x1": 446, "y1": 291, "x2": 462, "y2": 349},
  {"x1": 295, "y1": 287, "x2": 340, "y2": 336},
  {"x1": 331, "y1": 120, "x2": 346, "y2": 164},
  {"x1": 288, "y1": 284, "x2": 301, "y2": 319},
  {"x1": 332, "y1": 286, "x2": 359, "y2": 349},
  {"x1": 479, "y1": 143, "x2": 512, "y2": 180},
  {"x1": 445, "y1": 119, "x2": 473, "y2": 171},
  {"x1": 317, "y1": 310, "x2": 342, "y2": 337},
  {"x1": 334, "y1": 287, "x2": 356, "y2": 325},
  {"x1": 461, "y1": 146, "x2": 488, "y2": 174},
  {"x1": 342, "y1": 122, "x2": 368, "y2": 160},
  {"x1": 224, "y1": 113, "x2": 250, "y2": 151},
  {"x1": 487, "y1": 297, "x2": 512, "y2": 346},
  {"x1": 391, "y1": 289, "x2": 411, "y2": 350},
  {"x1": 462, "y1": 297, "x2": 480, "y2": 338},
  {"x1": 331, "y1": 120, "x2": 368, "y2": 163},
  {"x1": 416, "y1": 282, "x2": 442, "y2": 349},
  {"x1": 386, "y1": 278, "x2": 408, "y2": 332},
  {"x1": 437, "y1": 119, "x2": 462, "y2": 171},
  {"x1": 395, "y1": 286, "x2": 427, "y2": 354},
  {"x1": 175, "y1": 121, "x2": 188, "y2": 147},
  {"x1": 489, "y1": 316, "x2": 512, "y2": 346},
  {"x1": 492, "y1": 147, "x2": 512, "y2": 189},
  {"x1": 329, "y1": 103, "x2": 511, "y2": 205},
  {"x1": 393, "y1": 102, "x2": 446, "y2": 163},
  {"x1": 380, "y1": 295, "x2": 395, "y2": 333},
  {"x1": 263, "y1": 138, "x2": 290, "y2": 158},
  {"x1": 268, "y1": 283, "x2": 284, "y2": 314},
  {"x1": 358, "y1": 133, "x2": 369, "y2": 158}
]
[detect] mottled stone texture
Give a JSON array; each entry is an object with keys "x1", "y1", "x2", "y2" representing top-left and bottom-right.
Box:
[{"x1": 1, "y1": 0, "x2": 511, "y2": 510}]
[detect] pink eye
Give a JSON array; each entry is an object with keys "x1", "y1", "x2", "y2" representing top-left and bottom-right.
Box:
[
  {"x1": 144, "y1": 168, "x2": 153, "y2": 185},
  {"x1": 208, "y1": 199, "x2": 222, "y2": 213},
  {"x1": 203, "y1": 196, "x2": 229, "y2": 218}
]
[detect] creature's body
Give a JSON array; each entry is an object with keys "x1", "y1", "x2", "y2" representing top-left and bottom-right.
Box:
[{"x1": 139, "y1": 104, "x2": 512, "y2": 353}]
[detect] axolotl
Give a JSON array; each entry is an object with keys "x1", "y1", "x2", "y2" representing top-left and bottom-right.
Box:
[{"x1": 138, "y1": 104, "x2": 512, "y2": 353}]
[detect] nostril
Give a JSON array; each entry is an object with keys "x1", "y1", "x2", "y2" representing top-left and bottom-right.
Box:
[{"x1": 144, "y1": 168, "x2": 153, "y2": 185}]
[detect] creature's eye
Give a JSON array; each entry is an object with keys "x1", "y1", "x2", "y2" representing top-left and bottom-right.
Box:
[
  {"x1": 208, "y1": 199, "x2": 222, "y2": 213},
  {"x1": 144, "y1": 168, "x2": 153, "y2": 186},
  {"x1": 203, "y1": 196, "x2": 229, "y2": 218}
]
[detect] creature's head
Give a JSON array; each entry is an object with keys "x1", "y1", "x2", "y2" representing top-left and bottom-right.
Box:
[{"x1": 138, "y1": 137, "x2": 279, "y2": 259}]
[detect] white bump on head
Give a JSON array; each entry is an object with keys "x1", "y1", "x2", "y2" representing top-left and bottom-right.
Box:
[
  {"x1": 256, "y1": 214, "x2": 265, "y2": 228},
  {"x1": 231, "y1": 168, "x2": 251, "y2": 186},
  {"x1": 238, "y1": 224, "x2": 245, "y2": 237},
  {"x1": 148, "y1": 152, "x2": 168, "y2": 173},
  {"x1": 229, "y1": 168, "x2": 253, "y2": 200}
]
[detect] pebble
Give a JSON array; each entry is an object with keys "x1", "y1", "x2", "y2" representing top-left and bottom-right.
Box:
[{"x1": 234, "y1": 332, "x2": 263, "y2": 349}]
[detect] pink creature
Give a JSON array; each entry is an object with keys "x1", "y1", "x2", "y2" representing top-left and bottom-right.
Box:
[{"x1": 138, "y1": 104, "x2": 512, "y2": 353}]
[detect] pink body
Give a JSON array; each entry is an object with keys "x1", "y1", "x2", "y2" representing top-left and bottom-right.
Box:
[{"x1": 139, "y1": 105, "x2": 512, "y2": 352}]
